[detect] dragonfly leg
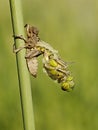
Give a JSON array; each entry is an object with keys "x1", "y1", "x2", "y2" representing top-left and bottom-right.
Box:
[
  {"x1": 13, "y1": 35, "x2": 28, "y2": 53},
  {"x1": 13, "y1": 43, "x2": 26, "y2": 53},
  {"x1": 25, "y1": 49, "x2": 42, "y2": 59},
  {"x1": 13, "y1": 35, "x2": 27, "y2": 43}
]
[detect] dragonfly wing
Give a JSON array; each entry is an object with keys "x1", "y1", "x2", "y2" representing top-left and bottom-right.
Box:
[{"x1": 26, "y1": 57, "x2": 38, "y2": 77}]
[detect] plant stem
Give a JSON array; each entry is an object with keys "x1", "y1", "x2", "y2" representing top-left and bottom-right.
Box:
[{"x1": 9, "y1": 0, "x2": 35, "y2": 130}]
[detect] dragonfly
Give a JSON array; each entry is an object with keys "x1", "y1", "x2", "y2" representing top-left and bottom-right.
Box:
[{"x1": 13, "y1": 24, "x2": 74, "y2": 92}]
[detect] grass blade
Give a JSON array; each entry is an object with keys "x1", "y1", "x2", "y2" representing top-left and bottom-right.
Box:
[{"x1": 9, "y1": 0, "x2": 35, "y2": 130}]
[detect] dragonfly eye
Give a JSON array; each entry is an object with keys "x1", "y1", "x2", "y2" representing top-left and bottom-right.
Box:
[{"x1": 61, "y1": 79, "x2": 74, "y2": 92}]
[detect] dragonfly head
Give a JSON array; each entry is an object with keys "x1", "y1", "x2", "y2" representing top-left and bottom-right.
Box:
[{"x1": 61, "y1": 76, "x2": 74, "y2": 92}]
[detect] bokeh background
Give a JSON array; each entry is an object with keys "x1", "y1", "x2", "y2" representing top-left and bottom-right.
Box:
[{"x1": 0, "y1": 0, "x2": 98, "y2": 130}]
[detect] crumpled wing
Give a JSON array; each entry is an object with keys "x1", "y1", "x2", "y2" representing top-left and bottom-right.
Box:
[{"x1": 26, "y1": 57, "x2": 38, "y2": 77}]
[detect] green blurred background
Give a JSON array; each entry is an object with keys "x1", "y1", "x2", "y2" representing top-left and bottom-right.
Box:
[{"x1": 0, "y1": 0, "x2": 98, "y2": 130}]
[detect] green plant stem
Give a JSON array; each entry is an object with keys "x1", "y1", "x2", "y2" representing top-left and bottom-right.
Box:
[{"x1": 9, "y1": 0, "x2": 35, "y2": 130}]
